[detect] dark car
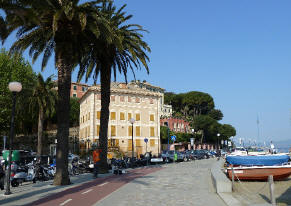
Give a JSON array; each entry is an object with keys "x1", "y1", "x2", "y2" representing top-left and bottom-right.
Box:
[
  {"x1": 161, "y1": 150, "x2": 184, "y2": 163},
  {"x1": 192, "y1": 150, "x2": 210, "y2": 159}
]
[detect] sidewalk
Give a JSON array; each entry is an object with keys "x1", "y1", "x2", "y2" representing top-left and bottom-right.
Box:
[
  {"x1": 94, "y1": 159, "x2": 226, "y2": 206},
  {"x1": 0, "y1": 172, "x2": 113, "y2": 206}
]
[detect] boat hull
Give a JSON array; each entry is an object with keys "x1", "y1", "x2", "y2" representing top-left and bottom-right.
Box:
[{"x1": 227, "y1": 166, "x2": 291, "y2": 181}]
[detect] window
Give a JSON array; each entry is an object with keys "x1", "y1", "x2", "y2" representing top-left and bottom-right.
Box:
[
  {"x1": 88, "y1": 112, "x2": 90, "y2": 120},
  {"x1": 112, "y1": 139, "x2": 119, "y2": 147},
  {"x1": 136, "y1": 126, "x2": 141, "y2": 137},
  {"x1": 111, "y1": 125, "x2": 116, "y2": 137},
  {"x1": 128, "y1": 139, "x2": 132, "y2": 151},
  {"x1": 120, "y1": 96, "x2": 125, "y2": 102},
  {"x1": 96, "y1": 111, "x2": 101, "y2": 120},
  {"x1": 150, "y1": 139, "x2": 155, "y2": 147},
  {"x1": 120, "y1": 112, "x2": 125, "y2": 120},
  {"x1": 128, "y1": 125, "x2": 133, "y2": 135},
  {"x1": 96, "y1": 125, "x2": 100, "y2": 136},
  {"x1": 82, "y1": 87, "x2": 85, "y2": 92},
  {"x1": 135, "y1": 113, "x2": 140, "y2": 121},
  {"x1": 136, "y1": 97, "x2": 140, "y2": 103},
  {"x1": 111, "y1": 95, "x2": 115, "y2": 101},
  {"x1": 87, "y1": 126, "x2": 90, "y2": 137},
  {"x1": 73, "y1": 85, "x2": 77, "y2": 90},
  {"x1": 150, "y1": 99, "x2": 153, "y2": 104},
  {"x1": 73, "y1": 93, "x2": 77, "y2": 97},
  {"x1": 110, "y1": 112, "x2": 116, "y2": 120},
  {"x1": 150, "y1": 127, "x2": 155, "y2": 137},
  {"x1": 150, "y1": 114, "x2": 154, "y2": 121},
  {"x1": 128, "y1": 113, "x2": 132, "y2": 120},
  {"x1": 136, "y1": 139, "x2": 141, "y2": 147},
  {"x1": 97, "y1": 94, "x2": 101, "y2": 100},
  {"x1": 128, "y1": 97, "x2": 131, "y2": 102}
]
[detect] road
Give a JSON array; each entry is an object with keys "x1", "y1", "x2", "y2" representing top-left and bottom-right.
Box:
[{"x1": 1, "y1": 159, "x2": 226, "y2": 206}]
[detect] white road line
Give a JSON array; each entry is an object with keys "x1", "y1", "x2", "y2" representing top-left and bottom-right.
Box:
[
  {"x1": 59, "y1": 199, "x2": 72, "y2": 206},
  {"x1": 98, "y1": 182, "x2": 109, "y2": 187},
  {"x1": 81, "y1": 189, "x2": 93, "y2": 194}
]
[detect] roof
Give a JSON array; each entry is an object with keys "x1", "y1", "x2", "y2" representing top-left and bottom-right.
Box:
[{"x1": 79, "y1": 81, "x2": 165, "y2": 102}]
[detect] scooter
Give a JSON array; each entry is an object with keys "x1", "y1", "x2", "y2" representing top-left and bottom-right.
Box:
[
  {"x1": 0, "y1": 160, "x2": 5, "y2": 190},
  {"x1": 11, "y1": 162, "x2": 36, "y2": 187}
]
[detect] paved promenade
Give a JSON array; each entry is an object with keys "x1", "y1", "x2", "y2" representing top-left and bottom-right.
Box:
[
  {"x1": 0, "y1": 159, "x2": 226, "y2": 206},
  {"x1": 95, "y1": 159, "x2": 226, "y2": 206}
]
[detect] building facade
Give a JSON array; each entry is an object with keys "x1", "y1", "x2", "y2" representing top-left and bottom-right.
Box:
[
  {"x1": 79, "y1": 82, "x2": 163, "y2": 156},
  {"x1": 70, "y1": 82, "x2": 90, "y2": 98},
  {"x1": 160, "y1": 118, "x2": 191, "y2": 133},
  {"x1": 161, "y1": 104, "x2": 173, "y2": 118}
]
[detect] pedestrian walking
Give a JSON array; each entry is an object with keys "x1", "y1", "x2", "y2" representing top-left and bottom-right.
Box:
[{"x1": 92, "y1": 145, "x2": 101, "y2": 178}]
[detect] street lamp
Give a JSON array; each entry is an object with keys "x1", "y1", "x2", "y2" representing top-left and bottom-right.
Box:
[
  {"x1": 191, "y1": 129, "x2": 195, "y2": 150},
  {"x1": 217, "y1": 133, "x2": 220, "y2": 150},
  {"x1": 129, "y1": 118, "x2": 135, "y2": 159},
  {"x1": 5, "y1": 82, "x2": 22, "y2": 195}
]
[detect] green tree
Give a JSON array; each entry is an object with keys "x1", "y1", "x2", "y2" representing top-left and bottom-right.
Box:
[
  {"x1": 192, "y1": 115, "x2": 216, "y2": 143},
  {"x1": 30, "y1": 73, "x2": 56, "y2": 155},
  {"x1": 219, "y1": 124, "x2": 236, "y2": 141},
  {"x1": 208, "y1": 109, "x2": 223, "y2": 121},
  {"x1": 183, "y1": 91, "x2": 214, "y2": 118},
  {"x1": 77, "y1": 2, "x2": 150, "y2": 173},
  {"x1": 1, "y1": 0, "x2": 112, "y2": 185},
  {"x1": 69, "y1": 97, "x2": 80, "y2": 127},
  {"x1": 0, "y1": 49, "x2": 36, "y2": 136}
]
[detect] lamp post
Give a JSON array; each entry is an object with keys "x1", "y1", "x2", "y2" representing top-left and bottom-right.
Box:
[
  {"x1": 129, "y1": 118, "x2": 135, "y2": 159},
  {"x1": 191, "y1": 129, "x2": 195, "y2": 150},
  {"x1": 217, "y1": 133, "x2": 220, "y2": 150},
  {"x1": 5, "y1": 82, "x2": 22, "y2": 195}
]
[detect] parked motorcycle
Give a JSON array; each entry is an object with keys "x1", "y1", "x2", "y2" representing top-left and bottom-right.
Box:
[
  {"x1": 0, "y1": 160, "x2": 5, "y2": 190},
  {"x1": 10, "y1": 162, "x2": 36, "y2": 187}
]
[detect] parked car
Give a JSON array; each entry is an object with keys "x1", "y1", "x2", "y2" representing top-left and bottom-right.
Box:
[
  {"x1": 161, "y1": 150, "x2": 184, "y2": 163},
  {"x1": 192, "y1": 150, "x2": 209, "y2": 159},
  {"x1": 185, "y1": 150, "x2": 197, "y2": 160}
]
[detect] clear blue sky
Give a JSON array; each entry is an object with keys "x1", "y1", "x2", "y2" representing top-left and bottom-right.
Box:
[{"x1": 2, "y1": 0, "x2": 291, "y2": 144}]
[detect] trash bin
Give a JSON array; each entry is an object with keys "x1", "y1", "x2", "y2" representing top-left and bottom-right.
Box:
[{"x1": 2, "y1": 150, "x2": 20, "y2": 162}]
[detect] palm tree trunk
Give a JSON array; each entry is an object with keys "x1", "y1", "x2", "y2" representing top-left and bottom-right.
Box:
[
  {"x1": 99, "y1": 64, "x2": 111, "y2": 173},
  {"x1": 53, "y1": 50, "x2": 72, "y2": 185},
  {"x1": 37, "y1": 106, "x2": 44, "y2": 156}
]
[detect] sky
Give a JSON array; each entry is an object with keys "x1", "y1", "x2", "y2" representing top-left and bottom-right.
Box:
[{"x1": 2, "y1": 0, "x2": 291, "y2": 145}]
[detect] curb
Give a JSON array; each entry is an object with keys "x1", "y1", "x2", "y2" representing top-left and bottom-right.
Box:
[{"x1": 210, "y1": 159, "x2": 243, "y2": 206}]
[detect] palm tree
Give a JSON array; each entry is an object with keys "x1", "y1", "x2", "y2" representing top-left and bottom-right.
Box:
[
  {"x1": 0, "y1": 0, "x2": 111, "y2": 185},
  {"x1": 77, "y1": 2, "x2": 150, "y2": 172},
  {"x1": 30, "y1": 73, "x2": 56, "y2": 156}
]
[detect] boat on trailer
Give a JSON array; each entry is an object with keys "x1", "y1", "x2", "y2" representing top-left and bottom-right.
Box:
[
  {"x1": 226, "y1": 154, "x2": 290, "y2": 166},
  {"x1": 227, "y1": 163, "x2": 291, "y2": 181}
]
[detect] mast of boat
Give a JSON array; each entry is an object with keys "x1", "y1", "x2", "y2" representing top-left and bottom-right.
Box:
[{"x1": 257, "y1": 115, "x2": 260, "y2": 146}]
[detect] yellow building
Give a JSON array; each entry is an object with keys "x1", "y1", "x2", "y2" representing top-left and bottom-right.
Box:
[{"x1": 79, "y1": 81, "x2": 164, "y2": 156}]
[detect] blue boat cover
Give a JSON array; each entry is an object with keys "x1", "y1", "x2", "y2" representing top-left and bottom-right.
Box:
[{"x1": 226, "y1": 155, "x2": 290, "y2": 166}]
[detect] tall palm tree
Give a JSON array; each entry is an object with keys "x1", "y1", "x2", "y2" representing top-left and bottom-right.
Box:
[
  {"x1": 0, "y1": 0, "x2": 111, "y2": 185},
  {"x1": 30, "y1": 73, "x2": 56, "y2": 156},
  {"x1": 78, "y1": 2, "x2": 151, "y2": 172}
]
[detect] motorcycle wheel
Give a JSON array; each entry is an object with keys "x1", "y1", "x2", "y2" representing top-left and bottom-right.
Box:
[{"x1": 11, "y1": 179, "x2": 19, "y2": 187}]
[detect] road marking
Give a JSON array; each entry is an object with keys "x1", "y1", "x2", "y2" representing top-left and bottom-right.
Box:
[
  {"x1": 98, "y1": 182, "x2": 109, "y2": 187},
  {"x1": 60, "y1": 199, "x2": 72, "y2": 206},
  {"x1": 81, "y1": 189, "x2": 93, "y2": 194}
]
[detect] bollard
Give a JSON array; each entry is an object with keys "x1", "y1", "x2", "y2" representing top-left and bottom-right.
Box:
[
  {"x1": 231, "y1": 166, "x2": 234, "y2": 191},
  {"x1": 268, "y1": 175, "x2": 276, "y2": 206}
]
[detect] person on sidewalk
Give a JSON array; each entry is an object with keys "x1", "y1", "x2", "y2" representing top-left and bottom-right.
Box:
[{"x1": 92, "y1": 145, "x2": 101, "y2": 178}]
